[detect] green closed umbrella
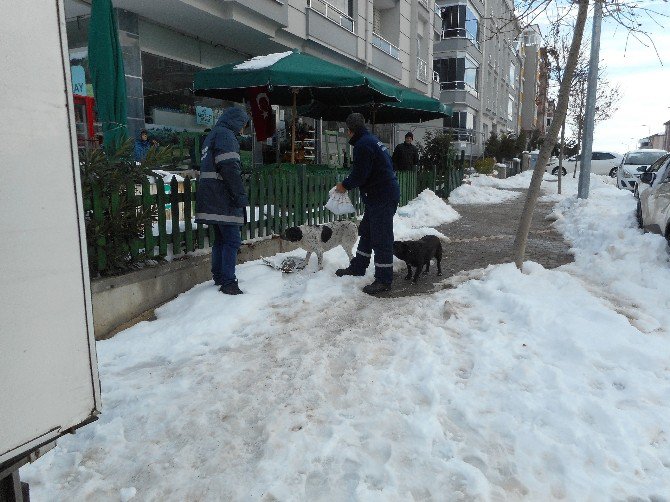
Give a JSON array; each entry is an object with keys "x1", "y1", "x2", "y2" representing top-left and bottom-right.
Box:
[{"x1": 88, "y1": 0, "x2": 127, "y2": 150}]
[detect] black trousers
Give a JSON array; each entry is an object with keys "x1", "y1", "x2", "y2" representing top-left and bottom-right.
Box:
[{"x1": 348, "y1": 199, "x2": 398, "y2": 283}]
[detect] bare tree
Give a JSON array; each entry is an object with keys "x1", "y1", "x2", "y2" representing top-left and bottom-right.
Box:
[
  {"x1": 546, "y1": 27, "x2": 622, "y2": 177},
  {"x1": 512, "y1": 0, "x2": 668, "y2": 269},
  {"x1": 513, "y1": 0, "x2": 590, "y2": 270}
]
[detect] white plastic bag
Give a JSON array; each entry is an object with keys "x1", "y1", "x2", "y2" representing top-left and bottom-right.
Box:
[{"x1": 325, "y1": 186, "x2": 356, "y2": 215}]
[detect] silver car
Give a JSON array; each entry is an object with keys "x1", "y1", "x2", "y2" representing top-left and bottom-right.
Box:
[
  {"x1": 636, "y1": 153, "x2": 670, "y2": 242},
  {"x1": 618, "y1": 149, "x2": 668, "y2": 191}
]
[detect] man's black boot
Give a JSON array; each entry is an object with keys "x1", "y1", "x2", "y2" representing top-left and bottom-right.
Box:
[
  {"x1": 362, "y1": 280, "x2": 392, "y2": 295},
  {"x1": 219, "y1": 281, "x2": 243, "y2": 295},
  {"x1": 335, "y1": 266, "x2": 365, "y2": 277}
]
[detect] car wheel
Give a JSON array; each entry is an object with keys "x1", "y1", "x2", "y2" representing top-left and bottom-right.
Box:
[
  {"x1": 636, "y1": 200, "x2": 644, "y2": 229},
  {"x1": 551, "y1": 166, "x2": 567, "y2": 176},
  {"x1": 608, "y1": 167, "x2": 618, "y2": 178}
]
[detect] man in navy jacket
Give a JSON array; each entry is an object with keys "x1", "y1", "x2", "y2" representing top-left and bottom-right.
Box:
[
  {"x1": 195, "y1": 107, "x2": 249, "y2": 295},
  {"x1": 335, "y1": 113, "x2": 400, "y2": 295}
]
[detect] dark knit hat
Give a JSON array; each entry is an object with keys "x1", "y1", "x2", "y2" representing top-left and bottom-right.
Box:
[{"x1": 405, "y1": 131, "x2": 414, "y2": 139}]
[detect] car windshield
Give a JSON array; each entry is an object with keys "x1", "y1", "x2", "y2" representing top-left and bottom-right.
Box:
[{"x1": 624, "y1": 152, "x2": 666, "y2": 165}]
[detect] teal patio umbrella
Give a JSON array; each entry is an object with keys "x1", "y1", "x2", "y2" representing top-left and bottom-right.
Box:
[
  {"x1": 194, "y1": 50, "x2": 403, "y2": 162},
  {"x1": 299, "y1": 88, "x2": 451, "y2": 124},
  {"x1": 194, "y1": 50, "x2": 402, "y2": 106},
  {"x1": 88, "y1": 0, "x2": 127, "y2": 150}
]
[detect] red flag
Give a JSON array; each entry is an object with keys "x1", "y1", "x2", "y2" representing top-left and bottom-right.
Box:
[{"x1": 247, "y1": 86, "x2": 275, "y2": 142}]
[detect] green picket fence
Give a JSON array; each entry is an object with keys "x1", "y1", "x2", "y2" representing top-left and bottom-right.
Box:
[{"x1": 85, "y1": 164, "x2": 462, "y2": 274}]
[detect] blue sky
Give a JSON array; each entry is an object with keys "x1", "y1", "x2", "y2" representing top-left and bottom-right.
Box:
[
  {"x1": 535, "y1": 1, "x2": 669, "y2": 153},
  {"x1": 587, "y1": 1, "x2": 669, "y2": 152}
]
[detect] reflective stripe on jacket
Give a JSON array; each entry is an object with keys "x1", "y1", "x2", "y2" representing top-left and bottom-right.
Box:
[{"x1": 195, "y1": 107, "x2": 249, "y2": 226}]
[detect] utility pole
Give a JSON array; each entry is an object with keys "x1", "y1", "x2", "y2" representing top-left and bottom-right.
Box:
[{"x1": 577, "y1": 0, "x2": 603, "y2": 199}]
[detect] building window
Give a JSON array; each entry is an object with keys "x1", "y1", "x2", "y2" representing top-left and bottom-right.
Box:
[
  {"x1": 434, "y1": 57, "x2": 479, "y2": 96},
  {"x1": 444, "y1": 111, "x2": 475, "y2": 142},
  {"x1": 508, "y1": 94, "x2": 514, "y2": 121},
  {"x1": 509, "y1": 63, "x2": 516, "y2": 88},
  {"x1": 142, "y1": 52, "x2": 225, "y2": 129},
  {"x1": 439, "y1": 4, "x2": 479, "y2": 47}
]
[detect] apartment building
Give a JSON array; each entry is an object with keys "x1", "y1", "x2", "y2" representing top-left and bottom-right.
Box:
[
  {"x1": 433, "y1": 0, "x2": 523, "y2": 157},
  {"x1": 64, "y1": 0, "x2": 441, "y2": 142},
  {"x1": 520, "y1": 25, "x2": 552, "y2": 137}
]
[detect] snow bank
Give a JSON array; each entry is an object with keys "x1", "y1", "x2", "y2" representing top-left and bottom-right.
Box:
[
  {"x1": 234, "y1": 51, "x2": 292, "y2": 71},
  {"x1": 393, "y1": 188, "x2": 459, "y2": 239},
  {"x1": 448, "y1": 184, "x2": 521, "y2": 204},
  {"x1": 22, "y1": 180, "x2": 670, "y2": 500}
]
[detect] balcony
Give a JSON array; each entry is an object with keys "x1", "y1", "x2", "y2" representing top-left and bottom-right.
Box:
[
  {"x1": 372, "y1": 32, "x2": 399, "y2": 59},
  {"x1": 417, "y1": 57, "x2": 429, "y2": 83},
  {"x1": 306, "y1": 0, "x2": 357, "y2": 57},
  {"x1": 307, "y1": 0, "x2": 354, "y2": 32}
]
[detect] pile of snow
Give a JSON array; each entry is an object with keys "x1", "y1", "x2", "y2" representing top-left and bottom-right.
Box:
[
  {"x1": 22, "y1": 180, "x2": 670, "y2": 499},
  {"x1": 234, "y1": 51, "x2": 293, "y2": 71},
  {"x1": 467, "y1": 169, "x2": 552, "y2": 189},
  {"x1": 394, "y1": 188, "x2": 459, "y2": 239},
  {"x1": 448, "y1": 184, "x2": 521, "y2": 204}
]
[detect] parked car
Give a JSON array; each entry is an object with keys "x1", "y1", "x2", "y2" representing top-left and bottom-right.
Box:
[
  {"x1": 564, "y1": 151, "x2": 623, "y2": 176},
  {"x1": 635, "y1": 153, "x2": 670, "y2": 241},
  {"x1": 617, "y1": 149, "x2": 668, "y2": 191},
  {"x1": 527, "y1": 150, "x2": 560, "y2": 174}
]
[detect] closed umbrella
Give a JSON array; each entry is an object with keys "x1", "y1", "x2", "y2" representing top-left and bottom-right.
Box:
[{"x1": 88, "y1": 0, "x2": 127, "y2": 151}]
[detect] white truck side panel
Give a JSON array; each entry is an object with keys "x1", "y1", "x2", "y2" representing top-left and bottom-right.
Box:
[{"x1": 0, "y1": 0, "x2": 101, "y2": 464}]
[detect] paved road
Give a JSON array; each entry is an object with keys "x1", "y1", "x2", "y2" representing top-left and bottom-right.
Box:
[{"x1": 387, "y1": 186, "x2": 573, "y2": 298}]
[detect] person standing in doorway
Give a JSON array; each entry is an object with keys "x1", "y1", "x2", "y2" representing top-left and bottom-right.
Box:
[
  {"x1": 134, "y1": 129, "x2": 158, "y2": 162},
  {"x1": 195, "y1": 107, "x2": 249, "y2": 295},
  {"x1": 335, "y1": 113, "x2": 400, "y2": 295},
  {"x1": 391, "y1": 131, "x2": 419, "y2": 171}
]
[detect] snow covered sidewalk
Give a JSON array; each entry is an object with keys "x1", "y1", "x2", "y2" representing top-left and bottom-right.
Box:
[{"x1": 23, "y1": 174, "x2": 670, "y2": 500}]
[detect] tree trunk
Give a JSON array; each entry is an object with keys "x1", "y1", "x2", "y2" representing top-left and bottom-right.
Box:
[{"x1": 513, "y1": 0, "x2": 590, "y2": 270}]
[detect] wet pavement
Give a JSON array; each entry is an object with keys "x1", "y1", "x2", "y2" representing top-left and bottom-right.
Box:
[{"x1": 386, "y1": 187, "x2": 573, "y2": 298}]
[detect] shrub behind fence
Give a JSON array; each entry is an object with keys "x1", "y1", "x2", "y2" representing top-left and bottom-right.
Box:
[{"x1": 84, "y1": 156, "x2": 464, "y2": 275}]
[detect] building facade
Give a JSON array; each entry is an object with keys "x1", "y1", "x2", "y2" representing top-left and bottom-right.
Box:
[
  {"x1": 520, "y1": 25, "x2": 552, "y2": 138},
  {"x1": 433, "y1": 0, "x2": 524, "y2": 158},
  {"x1": 64, "y1": 0, "x2": 441, "y2": 143}
]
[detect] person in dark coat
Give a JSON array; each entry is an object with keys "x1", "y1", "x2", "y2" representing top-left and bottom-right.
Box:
[
  {"x1": 134, "y1": 129, "x2": 156, "y2": 162},
  {"x1": 195, "y1": 107, "x2": 249, "y2": 295},
  {"x1": 335, "y1": 113, "x2": 400, "y2": 295},
  {"x1": 391, "y1": 131, "x2": 419, "y2": 171}
]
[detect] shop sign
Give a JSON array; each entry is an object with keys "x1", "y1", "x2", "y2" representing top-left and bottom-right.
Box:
[
  {"x1": 71, "y1": 65, "x2": 86, "y2": 96},
  {"x1": 196, "y1": 106, "x2": 214, "y2": 126}
]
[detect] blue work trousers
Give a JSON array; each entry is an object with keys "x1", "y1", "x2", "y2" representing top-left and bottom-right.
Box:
[
  {"x1": 211, "y1": 224, "x2": 241, "y2": 286},
  {"x1": 348, "y1": 199, "x2": 398, "y2": 283}
]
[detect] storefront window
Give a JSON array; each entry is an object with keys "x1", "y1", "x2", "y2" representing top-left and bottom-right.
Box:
[{"x1": 141, "y1": 52, "x2": 226, "y2": 131}]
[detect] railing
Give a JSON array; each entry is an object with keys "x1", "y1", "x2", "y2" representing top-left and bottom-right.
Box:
[
  {"x1": 432, "y1": 71, "x2": 440, "y2": 83},
  {"x1": 441, "y1": 29, "x2": 479, "y2": 49},
  {"x1": 83, "y1": 166, "x2": 445, "y2": 274},
  {"x1": 440, "y1": 80, "x2": 478, "y2": 97},
  {"x1": 417, "y1": 57, "x2": 429, "y2": 83},
  {"x1": 307, "y1": 0, "x2": 354, "y2": 32},
  {"x1": 372, "y1": 32, "x2": 400, "y2": 59},
  {"x1": 418, "y1": 0, "x2": 428, "y2": 9}
]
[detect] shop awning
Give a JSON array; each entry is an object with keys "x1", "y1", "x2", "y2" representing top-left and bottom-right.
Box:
[{"x1": 193, "y1": 50, "x2": 402, "y2": 106}]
